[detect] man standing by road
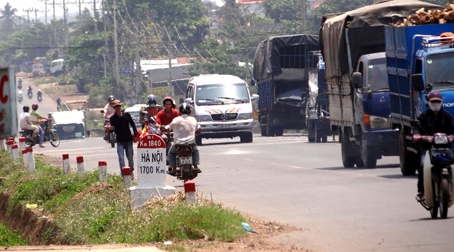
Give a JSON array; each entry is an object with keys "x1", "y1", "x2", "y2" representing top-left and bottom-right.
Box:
[
  {"x1": 30, "y1": 103, "x2": 46, "y2": 148},
  {"x1": 108, "y1": 100, "x2": 139, "y2": 178}
]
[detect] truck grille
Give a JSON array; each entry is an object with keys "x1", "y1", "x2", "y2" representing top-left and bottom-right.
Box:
[{"x1": 211, "y1": 113, "x2": 238, "y2": 121}]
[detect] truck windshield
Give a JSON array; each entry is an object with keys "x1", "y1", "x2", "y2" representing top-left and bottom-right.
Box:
[
  {"x1": 366, "y1": 59, "x2": 388, "y2": 92},
  {"x1": 196, "y1": 83, "x2": 249, "y2": 105},
  {"x1": 425, "y1": 53, "x2": 454, "y2": 91}
]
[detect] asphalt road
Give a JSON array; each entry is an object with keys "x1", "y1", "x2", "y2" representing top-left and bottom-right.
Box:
[{"x1": 15, "y1": 79, "x2": 454, "y2": 252}]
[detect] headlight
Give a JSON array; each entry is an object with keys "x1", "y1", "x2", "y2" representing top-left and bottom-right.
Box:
[
  {"x1": 434, "y1": 135, "x2": 448, "y2": 144},
  {"x1": 197, "y1": 115, "x2": 212, "y2": 122},
  {"x1": 237, "y1": 113, "x2": 252, "y2": 120},
  {"x1": 369, "y1": 116, "x2": 389, "y2": 129}
]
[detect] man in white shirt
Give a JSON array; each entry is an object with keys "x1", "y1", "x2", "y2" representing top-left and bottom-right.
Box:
[
  {"x1": 167, "y1": 103, "x2": 202, "y2": 175},
  {"x1": 20, "y1": 105, "x2": 39, "y2": 142}
]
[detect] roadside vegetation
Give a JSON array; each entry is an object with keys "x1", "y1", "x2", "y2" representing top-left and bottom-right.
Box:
[
  {"x1": 0, "y1": 152, "x2": 248, "y2": 248},
  {"x1": 0, "y1": 222, "x2": 28, "y2": 246}
]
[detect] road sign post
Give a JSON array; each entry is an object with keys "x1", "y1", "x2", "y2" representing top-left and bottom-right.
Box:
[
  {"x1": 0, "y1": 67, "x2": 18, "y2": 138},
  {"x1": 129, "y1": 134, "x2": 175, "y2": 209}
]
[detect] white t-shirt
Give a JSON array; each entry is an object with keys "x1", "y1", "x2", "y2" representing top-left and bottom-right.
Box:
[
  {"x1": 20, "y1": 112, "x2": 33, "y2": 130},
  {"x1": 104, "y1": 103, "x2": 115, "y2": 116},
  {"x1": 169, "y1": 114, "x2": 200, "y2": 144}
]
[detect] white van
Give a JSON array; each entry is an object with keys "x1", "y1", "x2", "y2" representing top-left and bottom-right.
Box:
[{"x1": 185, "y1": 74, "x2": 259, "y2": 145}]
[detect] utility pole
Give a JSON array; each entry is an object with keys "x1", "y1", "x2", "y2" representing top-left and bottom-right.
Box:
[
  {"x1": 63, "y1": 0, "x2": 68, "y2": 46},
  {"x1": 102, "y1": 0, "x2": 107, "y2": 77},
  {"x1": 301, "y1": 0, "x2": 306, "y2": 34},
  {"x1": 245, "y1": 47, "x2": 249, "y2": 84},
  {"x1": 94, "y1": 0, "x2": 98, "y2": 34},
  {"x1": 113, "y1": 0, "x2": 120, "y2": 87},
  {"x1": 168, "y1": 40, "x2": 172, "y2": 96},
  {"x1": 34, "y1": 9, "x2": 38, "y2": 22}
]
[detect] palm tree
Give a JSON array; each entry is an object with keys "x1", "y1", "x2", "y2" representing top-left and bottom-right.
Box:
[{"x1": 0, "y1": 3, "x2": 18, "y2": 40}]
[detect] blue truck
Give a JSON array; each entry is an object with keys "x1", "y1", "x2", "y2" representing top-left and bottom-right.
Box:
[
  {"x1": 385, "y1": 22, "x2": 454, "y2": 175},
  {"x1": 320, "y1": 1, "x2": 441, "y2": 169},
  {"x1": 252, "y1": 35, "x2": 320, "y2": 136}
]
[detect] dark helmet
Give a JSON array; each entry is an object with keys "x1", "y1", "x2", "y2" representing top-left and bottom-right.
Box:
[
  {"x1": 23, "y1": 105, "x2": 30, "y2": 112},
  {"x1": 147, "y1": 94, "x2": 157, "y2": 107},
  {"x1": 32, "y1": 103, "x2": 39, "y2": 110},
  {"x1": 179, "y1": 103, "x2": 191, "y2": 114},
  {"x1": 162, "y1": 96, "x2": 176, "y2": 109},
  {"x1": 108, "y1": 95, "x2": 115, "y2": 102}
]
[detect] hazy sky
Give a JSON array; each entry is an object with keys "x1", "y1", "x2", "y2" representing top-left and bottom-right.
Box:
[{"x1": 6, "y1": 0, "x2": 225, "y2": 21}]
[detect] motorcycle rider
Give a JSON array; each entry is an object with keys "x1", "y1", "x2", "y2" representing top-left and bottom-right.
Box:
[
  {"x1": 56, "y1": 97, "x2": 61, "y2": 111},
  {"x1": 18, "y1": 77, "x2": 22, "y2": 89},
  {"x1": 20, "y1": 105, "x2": 39, "y2": 143},
  {"x1": 167, "y1": 103, "x2": 202, "y2": 176},
  {"x1": 30, "y1": 103, "x2": 47, "y2": 148},
  {"x1": 414, "y1": 91, "x2": 454, "y2": 202},
  {"x1": 17, "y1": 90, "x2": 23, "y2": 102},
  {"x1": 27, "y1": 85, "x2": 32, "y2": 93},
  {"x1": 139, "y1": 94, "x2": 162, "y2": 129},
  {"x1": 37, "y1": 89, "x2": 42, "y2": 100},
  {"x1": 103, "y1": 95, "x2": 116, "y2": 140},
  {"x1": 155, "y1": 96, "x2": 180, "y2": 154}
]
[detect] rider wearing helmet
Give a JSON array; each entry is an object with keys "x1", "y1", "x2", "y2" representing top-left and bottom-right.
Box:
[
  {"x1": 139, "y1": 94, "x2": 163, "y2": 129},
  {"x1": 166, "y1": 103, "x2": 202, "y2": 175},
  {"x1": 155, "y1": 96, "x2": 180, "y2": 154},
  {"x1": 103, "y1": 95, "x2": 116, "y2": 118},
  {"x1": 20, "y1": 105, "x2": 39, "y2": 144},
  {"x1": 30, "y1": 103, "x2": 47, "y2": 148},
  {"x1": 415, "y1": 91, "x2": 454, "y2": 202}
]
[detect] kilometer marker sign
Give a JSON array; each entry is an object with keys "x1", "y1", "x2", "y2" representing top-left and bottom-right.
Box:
[{"x1": 137, "y1": 134, "x2": 166, "y2": 188}]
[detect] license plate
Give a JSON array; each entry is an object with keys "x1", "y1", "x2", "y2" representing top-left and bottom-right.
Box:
[
  {"x1": 218, "y1": 124, "x2": 232, "y2": 128},
  {"x1": 179, "y1": 156, "x2": 192, "y2": 165}
]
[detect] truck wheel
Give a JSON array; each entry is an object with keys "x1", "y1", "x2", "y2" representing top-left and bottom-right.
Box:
[
  {"x1": 308, "y1": 127, "x2": 315, "y2": 143},
  {"x1": 360, "y1": 138, "x2": 377, "y2": 168},
  {"x1": 260, "y1": 126, "x2": 267, "y2": 136},
  {"x1": 275, "y1": 127, "x2": 283, "y2": 136},
  {"x1": 266, "y1": 122, "x2": 275, "y2": 137},
  {"x1": 341, "y1": 132, "x2": 355, "y2": 168},
  {"x1": 240, "y1": 132, "x2": 253, "y2": 143},
  {"x1": 399, "y1": 132, "x2": 418, "y2": 175}
]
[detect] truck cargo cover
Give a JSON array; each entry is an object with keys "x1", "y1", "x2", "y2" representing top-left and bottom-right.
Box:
[
  {"x1": 320, "y1": 0, "x2": 441, "y2": 80},
  {"x1": 253, "y1": 34, "x2": 319, "y2": 81},
  {"x1": 51, "y1": 111, "x2": 85, "y2": 126}
]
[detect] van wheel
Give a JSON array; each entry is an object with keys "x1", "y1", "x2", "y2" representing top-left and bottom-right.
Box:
[
  {"x1": 196, "y1": 135, "x2": 202, "y2": 146},
  {"x1": 240, "y1": 132, "x2": 253, "y2": 143}
]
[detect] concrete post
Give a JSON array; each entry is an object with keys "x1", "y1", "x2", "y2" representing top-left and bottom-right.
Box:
[
  {"x1": 62, "y1": 153, "x2": 70, "y2": 174},
  {"x1": 184, "y1": 180, "x2": 196, "y2": 203},
  {"x1": 76, "y1": 155, "x2": 85, "y2": 175},
  {"x1": 22, "y1": 149, "x2": 28, "y2": 169},
  {"x1": 122, "y1": 166, "x2": 132, "y2": 189},
  {"x1": 27, "y1": 148, "x2": 35, "y2": 173},
  {"x1": 98, "y1": 161, "x2": 107, "y2": 182},
  {"x1": 0, "y1": 137, "x2": 5, "y2": 152},
  {"x1": 6, "y1": 140, "x2": 13, "y2": 158},
  {"x1": 8, "y1": 137, "x2": 15, "y2": 142},
  {"x1": 11, "y1": 144, "x2": 19, "y2": 162},
  {"x1": 18, "y1": 137, "x2": 26, "y2": 153}
]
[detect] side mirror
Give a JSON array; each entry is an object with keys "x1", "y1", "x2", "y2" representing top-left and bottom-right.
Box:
[
  {"x1": 100, "y1": 110, "x2": 104, "y2": 114},
  {"x1": 351, "y1": 72, "x2": 363, "y2": 89},
  {"x1": 425, "y1": 83, "x2": 433, "y2": 94},
  {"x1": 185, "y1": 98, "x2": 194, "y2": 104},
  {"x1": 251, "y1": 94, "x2": 259, "y2": 101},
  {"x1": 412, "y1": 74, "x2": 424, "y2": 92}
]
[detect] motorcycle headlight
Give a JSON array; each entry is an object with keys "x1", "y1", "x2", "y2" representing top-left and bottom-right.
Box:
[
  {"x1": 369, "y1": 116, "x2": 389, "y2": 129},
  {"x1": 434, "y1": 135, "x2": 448, "y2": 144},
  {"x1": 197, "y1": 115, "x2": 212, "y2": 122},
  {"x1": 237, "y1": 113, "x2": 252, "y2": 120}
]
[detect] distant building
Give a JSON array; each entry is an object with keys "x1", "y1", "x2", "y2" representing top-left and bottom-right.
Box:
[{"x1": 236, "y1": 0, "x2": 265, "y2": 17}]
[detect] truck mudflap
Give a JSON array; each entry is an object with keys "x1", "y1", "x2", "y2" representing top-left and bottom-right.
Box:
[{"x1": 363, "y1": 129, "x2": 400, "y2": 155}]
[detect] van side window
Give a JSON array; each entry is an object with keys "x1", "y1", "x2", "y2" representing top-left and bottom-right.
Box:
[{"x1": 187, "y1": 86, "x2": 193, "y2": 99}]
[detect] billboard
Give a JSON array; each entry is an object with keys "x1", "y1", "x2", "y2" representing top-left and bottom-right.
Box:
[{"x1": 0, "y1": 67, "x2": 18, "y2": 137}]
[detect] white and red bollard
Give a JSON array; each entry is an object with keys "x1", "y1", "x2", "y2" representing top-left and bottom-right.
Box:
[
  {"x1": 22, "y1": 149, "x2": 29, "y2": 169},
  {"x1": 11, "y1": 144, "x2": 19, "y2": 162},
  {"x1": 27, "y1": 148, "x2": 35, "y2": 173},
  {"x1": 184, "y1": 180, "x2": 196, "y2": 203},
  {"x1": 0, "y1": 137, "x2": 6, "y2": 152},
  {"x1": 6, "y1": 140, "x2": 13, "y2": 158},
  {"x1": 8, "y1": 137, "x2": 15, "y2": 143},
  {"x1": 18, "y1": 137, "x2": 26, "y2": 153},
  {"x1": 62, "y1": 153, "x2": 70, "y2": 174},
  {"x1": 122, "y1": 166, "x2": 132, "y2": 189},
  {"x1": 76, "y1": 155, "x2": 85, "y2": 175},
  {"x1": 98, "y1": 161, "x2": 107, "y2": 182}
]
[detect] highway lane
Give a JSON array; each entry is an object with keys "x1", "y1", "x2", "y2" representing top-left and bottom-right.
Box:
[{"x1": 33, "y1": 133, "x2": 454, "y2": 252}]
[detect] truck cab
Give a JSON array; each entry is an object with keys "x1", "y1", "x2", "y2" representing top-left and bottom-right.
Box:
[{"x1": 50, "y1": 59, "x2": 65, "y2": 76}]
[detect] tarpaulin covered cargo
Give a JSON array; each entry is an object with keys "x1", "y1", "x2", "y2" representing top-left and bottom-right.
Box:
[
  {"x1": 253, "y1": 34, "x2": 319, "y2": 82},
  {"x1": 320, "y1": 0, "x2": 441, "y2": 81}
]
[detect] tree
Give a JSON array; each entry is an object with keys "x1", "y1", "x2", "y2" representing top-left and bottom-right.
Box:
[{"x1": 0, "y1": 3, "x2": 18, "y2": 41}]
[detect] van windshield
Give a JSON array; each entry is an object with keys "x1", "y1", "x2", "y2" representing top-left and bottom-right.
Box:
[{"x1": 196, "y1": 83, "x2": 249, "y2": 105}]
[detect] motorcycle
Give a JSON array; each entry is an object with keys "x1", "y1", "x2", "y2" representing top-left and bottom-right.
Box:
[
  {"x1": 138, "y1": 113, "x2": 160, "y2": 138},
  {"x1": 27, "y1": 89, "x2": 33, "y2": 99},
  {"x1": 37, "y1": 93, "x2": 42, "y2": 102},
  {"x1": 413, "y1": 133, "x2": 454, "y2": 219},
  {"x1": 101, "y1": 111, "x2": 116, "y2": 148},
  {"x1": 18, "y1": 94, "x2": 23, "y2": 104},
  {"x1": 20, "y1": 119, "x2": 60, "y2": 148},
  {"x1": 18, "y1": 81, "x2": 22, "y2": 89},
  {"x1": 57, "y1": 104, "x2": 61, "y2": 112}
]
